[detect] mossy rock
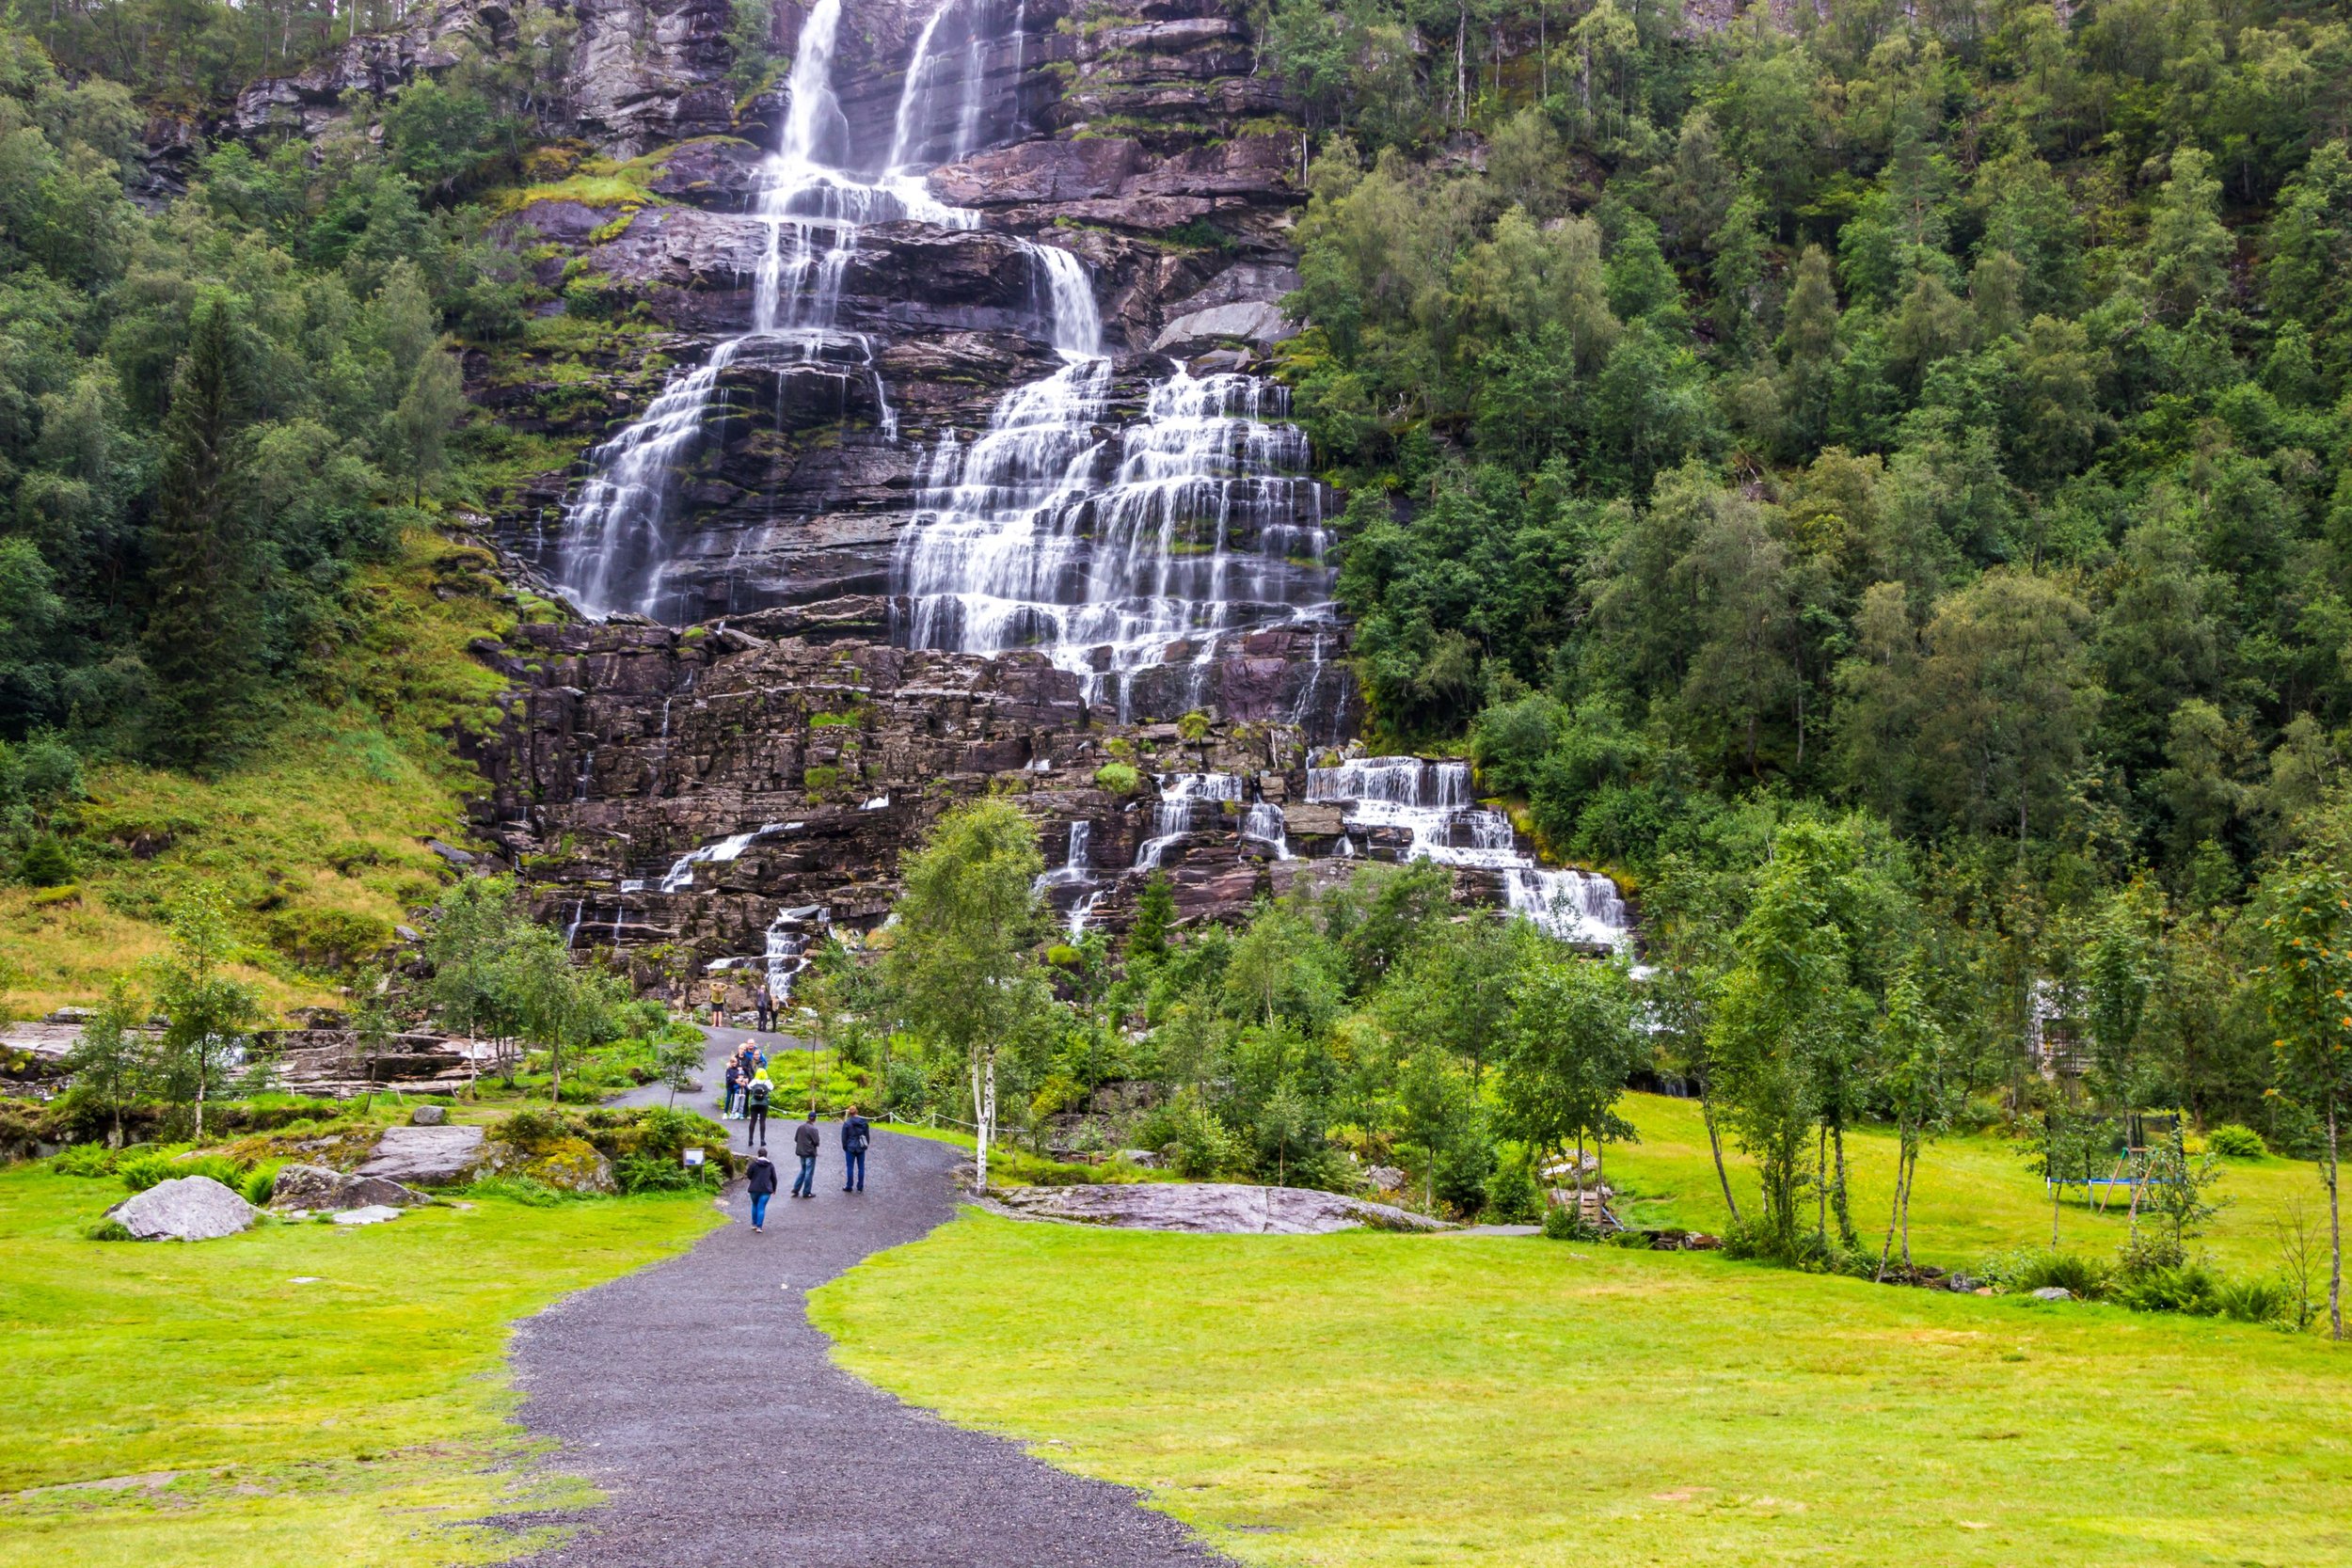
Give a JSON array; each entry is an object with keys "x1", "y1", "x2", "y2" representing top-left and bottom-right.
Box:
[{"x1": 484, "y1": 1132, "x2": 617, "y2": 1195}]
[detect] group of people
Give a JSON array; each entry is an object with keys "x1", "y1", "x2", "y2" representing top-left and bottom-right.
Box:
[
  {"x1": 721, "y1": 1042, "x2": 774, "y2": 1147},
  {"x1": 675, "y1": 979, "x2": 781, "y2": 1034},
  {"x1": 741, "y1": 1109, "x2": 872, "y2": 1232}
]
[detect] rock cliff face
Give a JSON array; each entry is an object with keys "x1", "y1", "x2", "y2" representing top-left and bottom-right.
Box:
[
  {"x1": 421, "y1": 0, "x2": 1623, "y2": 974},
  {"x1": 463, "y1": 616, "x2": 1359, "y2": 974}
]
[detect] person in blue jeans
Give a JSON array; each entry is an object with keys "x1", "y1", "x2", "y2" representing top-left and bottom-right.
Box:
[
  {"x1": 841, "y1": 1108, "x2": 870, "y2": 1192},
  {"x1": 790, "y1": 1114, "x2": 821, "y2": 1197},
  {"x1": 744, "y1": 1145, "x2": 777, "y2": 1233}
]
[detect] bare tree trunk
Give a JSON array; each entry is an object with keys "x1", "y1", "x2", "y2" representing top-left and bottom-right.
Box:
[
  {"x1": 1875, "y1": 1134, "x2": 1906, "y2": 1281},
  {"x1": 973, "y1": 1046, "x2": 997, "y2": 1193},
  {"x1": 1701, "y1": 1078, "x2": 1740, "y2": 1222},
  {"x1": 1900, "y1": 1144, "x2": 1915, "y2": 1267},
  {"x1": 2329, "y1": 1101, "x2": 2342, "y2": 1341}
]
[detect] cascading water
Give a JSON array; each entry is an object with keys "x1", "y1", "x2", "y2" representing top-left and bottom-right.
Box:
[
  {"x1": 1242, "y1": 801, "x2": 1293, "y2": 860},
  {"x1": 548, "y1": 0, "x2": 1063, "y2": 622},
  {"x1": 1307, "y1": 758, "x2": 1631, "y2": 947},
  {"x1": 1036, "y1": 819, "x2": 1105, "y2": 936},
  {"x1": 1133, "y1": 772, "x2": 1242, "y2": 872},
  {"x1": 659, "y1": 821, "x2": 799, "y2": 893},
  {"x1": 892, "y1": 364, "x2": 1336, "y2": 721}
]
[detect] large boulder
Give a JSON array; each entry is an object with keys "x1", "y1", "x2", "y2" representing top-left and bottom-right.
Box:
[
  {"x1": 107, "y1": 1177, "x2": 257, "y2": 1242},
  {"x1": 990, "y1": 1181, "x2": 1450, "y2": 1235},
  {"x1": 357, "y1": 1124, "x2": 486, "y2": 1186},
  {"x1": 269, "y1": 1163, "x2": 428, "y2": 1212},
  {"x1": 480, "y1": 1132, "x2": 619, "y2": 1195}
]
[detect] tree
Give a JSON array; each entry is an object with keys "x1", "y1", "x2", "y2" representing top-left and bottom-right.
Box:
[
  {"x1": 879, "y1": 800, "x2": 1051, "y2": 1191},
  {"x1": 1498, "y1": 945, "x2": 1642, "y2": 1210},
  {"x1": 1126, "y1": 871, "x2": 1176, "y2": 966},
  {"x1": 143, "y1": 294, "x2": 258, "y2": 765},
  {"x1": 389, "y1": 341, "x2": 467, "y2": 504},
  {"x1": 503, "y1": 923, "x2": 628, "y2": 1103},
  {"x1": 423, "y1": 876, "x2": 536, "y2": 1085},
  {"x1": 2253, "y1": 852, "x2": 2352, "y2": 1339},
  {"x1": 1872, "y1": 956, "x2": 1958, "y2": 1276},
  {"x1": 1912, "y1": 570, "x2": 2098, "y2": 852},
  {"x1": 63, "y1": 976, "x2": 148, "y2": 1147},
  {"x1": 2029, "y1": 1100, "x2": 2107, "y2": 1249},
  {"x1": 146, "y1": 884, "x2": 262, "y2": 1140},
  {"x1": 2145, "y1": 146, "x2": 2233, "y2": 324}
]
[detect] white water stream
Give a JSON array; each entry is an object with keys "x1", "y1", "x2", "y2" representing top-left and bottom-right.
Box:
[{"x1": 1307, "y1": 758, "x2": 1631, "y2": 946}]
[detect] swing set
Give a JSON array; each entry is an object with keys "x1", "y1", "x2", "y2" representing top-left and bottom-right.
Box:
[{"x1": 2045, "y1": 1112, "x2": 2184, "y2": 1217}]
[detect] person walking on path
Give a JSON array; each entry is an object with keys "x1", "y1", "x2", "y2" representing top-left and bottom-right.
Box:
[
  {"x1": 744, "y1": 1145, "x2": 778, "y2": 1233},
  {"x1": 790, "y1": 1113, "x2": 820, "y2": 1198},
  {"x1": 841, "y1": 1107, "x2": 870, "y2": 1193},
  {"x1": 744, "y1": 1068, "x2": 773, "y2": 1149},
  {"x1": 723, "y1": 1055, "x2": 743, "y2": 1120}
]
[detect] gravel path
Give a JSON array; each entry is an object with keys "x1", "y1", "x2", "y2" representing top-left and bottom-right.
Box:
[{"x1": 508, "y1": 1115, "x2": 1231, "y2": 1566}]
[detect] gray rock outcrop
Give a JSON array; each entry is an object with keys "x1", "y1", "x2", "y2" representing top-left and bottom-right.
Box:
[
  {"x1": 107, "y1": 1177, "x2": 258, "y2": 1242},
  {"x1": 331, "y1": 1205, "x2": 407, "y2": 1227},
  {"x1": 356, "y1": 1124, "x2": 487, "y2": 1186},
  {"x1": 270, "y1": 1164, "x2": 429, "y2": 1212},
  {"x1": 990, "y1": 1181, "x2": 1451, "y2": 1235}
]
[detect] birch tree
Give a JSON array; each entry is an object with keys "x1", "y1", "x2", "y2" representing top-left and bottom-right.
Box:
[{"x1": 879, "y1": 800, "x2": 1049, "y2": 1192}]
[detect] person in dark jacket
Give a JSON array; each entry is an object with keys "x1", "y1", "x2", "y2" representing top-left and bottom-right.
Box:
[
  {"x1": 745, "y1": 1145, "x2": 778, "y2": 1232},
  {"x1": 754, "y1": 985, "x2": 775, "y2": 1034},
  {"x1": 723, "y1": 1057, "x2": 743, "y2": 1120},
  {"x1": 840, "y1": 1109, "x2": 870, "y2": 1192},
  {"x1": 790, "y1": 1114, "x2": 821, "y2": 1197}
]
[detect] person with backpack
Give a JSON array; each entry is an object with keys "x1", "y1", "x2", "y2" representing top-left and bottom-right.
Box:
[
  {"x1": 743, "y1": 1068, "x2": 773, "y2": 1148},
  {"x1": 840, "y1": 1108, "x2": 870, "y2": 1193},
  {"x1": 744, "y1": 1145, "x2": 778, "y2": 1233},
  {"x1": 722, "y1": 1055, "x2": 743, "y2": 1120},
  {"x1": 790, "y1": 1112, "x2": 821, "y2": 1197}
]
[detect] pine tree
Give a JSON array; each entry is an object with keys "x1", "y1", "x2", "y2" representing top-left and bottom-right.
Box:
[
  {"x1": 1127, "y1": 870, "x2": 1177, "y2": 965},
  {"x1": 142, "y1": 296, "x2": 257, "y2": 766}
]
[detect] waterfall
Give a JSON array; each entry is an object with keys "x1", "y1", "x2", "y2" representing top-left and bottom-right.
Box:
[
  {"x1": 892, "y1": 368, "x2": 1334, "y2": 719},
  {"x1": 1242, "y1": 801, "x2": 1293, "y2": 860},
  {"x1": 659, "y1": 821, "x2": 798, "y2": 893},
  {"x1": 764, "y1": 905, "x2": 830, "y2": 999},
  {"x1": 1133, "y1": 772, "x2": 1241, "y2": 872},
  {"x1": 1036, "y1": 819, "x2": 1104, "y2": 936},
  {"x1": 552, "y1": 0, "x2": 1075, "y2": 622},
  {"x1": 1306, "y1": 758, "x2": 1631, "y2": 945}
]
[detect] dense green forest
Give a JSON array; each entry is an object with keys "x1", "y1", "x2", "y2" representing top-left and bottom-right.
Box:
[{"x1": 1240, "y1": 0, "x2": 2352, "y2": 1139}]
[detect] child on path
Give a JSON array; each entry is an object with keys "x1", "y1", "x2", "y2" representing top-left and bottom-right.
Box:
[
  {"x1": 840, "y1": 1108, "x2": 870, "y2": 1193},
  {"x1": 744, "y1": 1145, "x2": 777, "y2": 1233},
  {"x1": 723, "y1": 1056, "x2": 743, "y2": 1119},
  {"x1": 790, "y1": 1113, "x2": 820, "y2": 1197}
]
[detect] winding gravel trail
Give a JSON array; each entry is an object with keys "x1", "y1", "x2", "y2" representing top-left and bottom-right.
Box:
[{"x1": 508, "y1": 1118, "x2": 1231, "y2": 1567}]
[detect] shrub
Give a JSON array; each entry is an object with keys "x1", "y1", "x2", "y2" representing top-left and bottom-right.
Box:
[
  {"x1": 1138, "y1": 1095, "x2": 1245, "y2": 1180},
  {"x1": 495, "y1": 1108, "x2": 572, "y2": 1153},
  {"x1": 2113, "y1": 1261, "x2": 2224, "y2": 1315},
  {"x1": 614, "y1": 1152, "x2": 723, "y2": 1195},
  {"x1": 1982, "y1": 1248, "x2": 2110, "y2": 1299},
  {"x1": 239, "y1": 1161, "x2": 283, "y2": 1207},
  {"x1": 1540, "y1": 1204, "x2": 1596, "y2": 1241},
  {"x1": 119, "y1": 1150, "x2": 244, "y2": 1192},
  {"x1": 82, "y1": 1219, "x2": 133, "y2": 1242},
  {"x1": 2205, "y1": 1123, "x2": 2267, "y2": 1159},
  {"x1": 464, "y1": 1174, "x2": 577, "y2": 1206},
  {"x1": 1092, "y1": 762, "x2": 1141, "y2": 794},
  {"x1": 52, "y1": 1144, "x2": 119, "y2": 1178},
  {"x1": 2215, "y1": 1275, "x2": 2291, "y2": 1325}
]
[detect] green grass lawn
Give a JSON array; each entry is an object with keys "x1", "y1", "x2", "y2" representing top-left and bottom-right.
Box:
[
  {"x1": 1610, "y1": 1091, "x2": 2325, "y2": 1276},
  {"x1": 0, "y1": 1166, "x2": 719, "y2": 1567},
  {"x1": 815, "y1": 1211, "x2": 2352, "y2": 1568}
]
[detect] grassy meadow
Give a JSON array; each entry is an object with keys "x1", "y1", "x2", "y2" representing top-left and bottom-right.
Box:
[
  {"x1": 816, "y1": 1210, "x2": 2352, "y2": 1568},
  {"x1": 0, "y1": 1165, "x2": 717, "y2": 1567},
  {"x1": 1, "y1": 531, "x2": 512, "y2": 1018},
  {"x1": 1608, "y1": 1092, "x2": 2328, "y2": 1277}
]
